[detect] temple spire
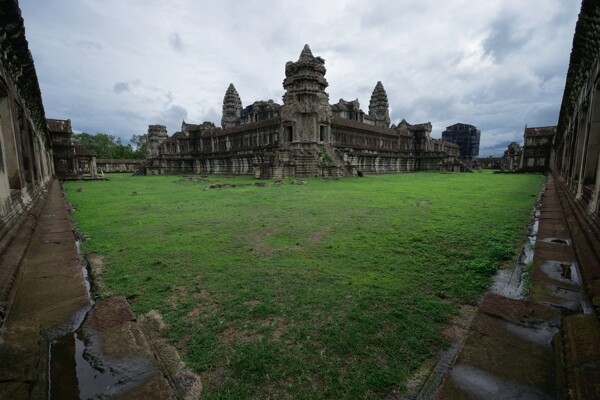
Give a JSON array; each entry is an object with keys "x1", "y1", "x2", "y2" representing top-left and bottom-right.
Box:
[
  {"x1": 368, "y1": 81, "x2": 391, "y2": 128},
  {"x1": 299, "y1": 44, "x2": 314, "y2": 61},
  {"x1": 221, "y1": 83, "x2": 242, "y2": 129}
]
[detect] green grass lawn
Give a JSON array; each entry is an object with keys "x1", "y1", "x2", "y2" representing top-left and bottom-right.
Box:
[{"x1": 64, "y1": 171, "x2": 544, "y2": 399}]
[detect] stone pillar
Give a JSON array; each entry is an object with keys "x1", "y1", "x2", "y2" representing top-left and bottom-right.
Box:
[
  {"x1": 588, "y1": 150, "x2": 600, "y2": 214},
  {"x1": 90, "y1": 156, "x2": 97, "y2": 178}
]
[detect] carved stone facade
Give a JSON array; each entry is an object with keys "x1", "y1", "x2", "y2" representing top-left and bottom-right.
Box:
[
  {"x1": 147, "y1": 124, "x2": 168, "y2": 158},
  {"x1": 97, "y1": 159, "x2": 146, "y2": 173},
  {"x1": 0, "y1": 0, "x2": 55, "y2": 281},
  {"x1": 500, "y1": 142, "x2": 522, "y2": 171},
  {"x1": 221, "y1": 84, "x2": 242, "y2": 129},
  {"x1": 145, "y1": 45, "x2": 466, "y2": 177},
  {"x1": 47, "y1": 118, "x2": 97, "y2": 179},
  {"x1": 368, "y1": 81, "x2": 391, "y2": 127},
  {"x1": 520, "y1": 126, "x2": 555, "y2": 172},
  {"x1": 554, "y1": 0, "x2": 600, "y2": 216}
]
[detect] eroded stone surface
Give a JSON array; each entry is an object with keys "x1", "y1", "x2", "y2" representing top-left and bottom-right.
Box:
[
  {"x1": 139, "y1": 309, "x2": 203, "y2": 400},
  {"x1": 435, "y1": 294, "x2": 560, "y2": 400},
  {"x1": 0, "y1": 181, "x2": 90, "y2": 400}
]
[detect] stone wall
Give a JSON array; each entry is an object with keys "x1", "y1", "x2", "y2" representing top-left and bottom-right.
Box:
[
  {"x1": 550, "y1": 0, "x2": 600, "y2": 323},
  {"x1": 554, "y1": 0, "x2": 600, "y2": 216},
  {"x1": 0, "y1": 0, "x2": 54, "y2": 296},
  {"x1": 97, "y1": 159, "x2": 146, "y2": 173}
]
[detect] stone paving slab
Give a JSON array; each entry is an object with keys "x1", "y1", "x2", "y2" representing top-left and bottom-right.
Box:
[
  {"x1": 562, "y1": 314, "x2": 600, "y2": 399},
  {"x1": 49, "y1": 296, "x2": 174, "y2": 400},
  {"x1": 434, "y1": 175, "x2": 598, "y2": 399},
  {"x1": 435, "y1": 294, "x2": 560, "y2": 400},
  {"x1": 0, "y1": 180, "x2": 175, "y2": 399},
  {"x1": 0, "y1": 180, "x2": 90, "y2": 400}
]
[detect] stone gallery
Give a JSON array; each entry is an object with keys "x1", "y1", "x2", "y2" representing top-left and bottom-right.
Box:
[{"x1": 144, "y1": 45, "x2": 464, "y2": 178}]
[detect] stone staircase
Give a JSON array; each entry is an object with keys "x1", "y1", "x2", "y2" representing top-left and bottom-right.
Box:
[
  {"x1": 322, "y1": 143, "x2": 347, "y2": 178},
  {"x1": 292, "y1": 152, "x2": 320, "y2": 176},
  {"x1": 432, "y1": 174, "x2": 600, "y2": 400}
]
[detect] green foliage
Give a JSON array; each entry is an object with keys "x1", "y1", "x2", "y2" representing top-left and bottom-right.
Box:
[
  {"x1": 72, "y1": 132, "x2": 116, "y2": 158},
  {"x1": 64, "y1": 171, "x2": 544, "y2": 399},
  {"x1": 130, "y1": 134, "x2": 148, "y2": 159},
  {"x1": 72, "y1": 132, "x2": 148, "y2": 159}
]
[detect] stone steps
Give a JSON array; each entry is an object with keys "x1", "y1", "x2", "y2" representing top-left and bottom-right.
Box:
[{"x1": 293, "y1": 154, "x2": 320, "y2": 176}]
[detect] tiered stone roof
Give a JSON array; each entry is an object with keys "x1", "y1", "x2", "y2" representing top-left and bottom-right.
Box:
[
  {"x1": 283, "y1": 44, "x2": 328, "y2": 96},
  {"x1": 368, "y1": 81, "x2": 391, "y2": 127},
  {"x1": 221, "y1": 83, "x2": 242, "y2": 128}
]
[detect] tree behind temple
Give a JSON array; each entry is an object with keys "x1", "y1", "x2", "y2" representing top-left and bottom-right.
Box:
[
  {"x1": 131, "y1": 134, "x2": 148, "y2": 159},
  {"x1": 72, "y1": 133, "x2": 148, "y2": 159}
]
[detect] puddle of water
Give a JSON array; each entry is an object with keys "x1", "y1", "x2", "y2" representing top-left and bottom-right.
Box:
[
  {"x1": 50, "y1": 330, "x2": 121, "y2": 399},
  {"x1": 450, "y1": 364, "x2": 550, "y2": 400},
  {"x1": 75, "y1": 240, "x2": 92, "y2": 295},
  {"x1": 48, "y1": 233, "x2": 159, "y2": 399},
  {"x1": 537, "y1": 260, "x2": 594, "y2": 313},
  {"x1": 539, "y1": 237, "x2": 571, "y2": 246},
  {"x1": 503, "y1": 319, "x2": 558, "y2": 347},
  {"x1": 48, "y1": 234, "x2": 97, "y2": 399},
  {"x1": 540, "y1": 261, "x2": 581, "y2": 285}
]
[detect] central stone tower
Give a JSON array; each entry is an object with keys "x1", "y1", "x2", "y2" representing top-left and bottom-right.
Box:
[{"x1": 281, "y1": 44, "x2": 332, "y2": 143}]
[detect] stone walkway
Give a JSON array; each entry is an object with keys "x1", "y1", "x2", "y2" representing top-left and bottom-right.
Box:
[
  {"x1": 0, "y1": 180, "x2": 174, "y2": 399},
  {"x1": 434, "y1": 175, "x2": 600, "y2": 399}
]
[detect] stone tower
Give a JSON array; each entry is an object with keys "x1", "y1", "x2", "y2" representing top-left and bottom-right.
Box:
[
  {"x1": 281, "y1": 44, "x2": 331, "y2": 142},
  {"x1": 368, "y1": 81, "x2": 391, "y2": 128},
  {"x1": 147, "y1": 124, "x2": 168, "y2": 158},
  {"x1": 221, "y1": 83, "x2": 242, "y2": 129}
]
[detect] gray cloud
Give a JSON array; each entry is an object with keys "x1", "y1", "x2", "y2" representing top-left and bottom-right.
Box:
[
  {"x1": 113, "y1": 82, "x2": 131, "y2": 94},
  {"x1": 113, "y1": 79, "x2": 142, "y2": 94},
  {"x1": 159, "y1": 105, "x2": 188, "y2": 129},
  {"x1": 19, "y1": 0, "x2": 582, "y2": 155},
  {"x1": 169, "y1": 32, "x2": 183, "y2": 51},
  {"x1": 483, "y1": 12, "x2": 527, "y2": 61}
]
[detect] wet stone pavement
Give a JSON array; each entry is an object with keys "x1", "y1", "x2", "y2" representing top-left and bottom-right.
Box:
[
  {"x1": 433, "y1": 175, "x2": 600, "y2": 399},
  {"x1": 0, "y1": 180, "x2": 173, "y2": 400}
]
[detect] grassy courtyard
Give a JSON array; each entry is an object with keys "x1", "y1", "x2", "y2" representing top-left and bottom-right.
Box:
[{"x1": 64, "y1": 171, "x2": 544, "y2": 399}]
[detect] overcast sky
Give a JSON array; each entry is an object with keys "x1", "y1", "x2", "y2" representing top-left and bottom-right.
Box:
[{"x1": 21, "y1": 0, "x2": 581, "y2": 156}]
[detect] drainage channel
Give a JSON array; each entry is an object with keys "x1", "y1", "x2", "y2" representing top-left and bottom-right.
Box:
[
  {"x1": 46, "y1": 235, "x2": 121, "y2": 400},
  {"x1": 489, "y1": 193, "x2": 541, "y2": 299}
]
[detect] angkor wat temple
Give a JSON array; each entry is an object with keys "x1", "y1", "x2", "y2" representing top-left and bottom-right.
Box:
[{"x1": 144, "y1": 45, "x2": 464, "y2": 178}]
